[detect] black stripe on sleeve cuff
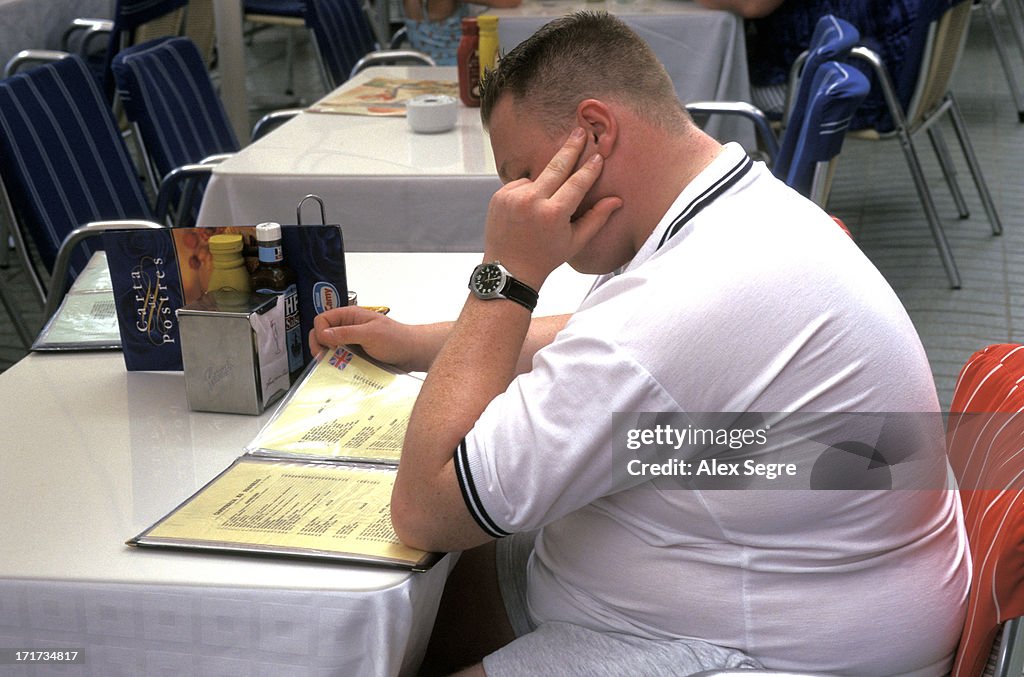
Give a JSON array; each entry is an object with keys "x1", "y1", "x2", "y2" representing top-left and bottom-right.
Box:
[{"x1": 454, "y1": 439, "x2": 511, "y2": 539}]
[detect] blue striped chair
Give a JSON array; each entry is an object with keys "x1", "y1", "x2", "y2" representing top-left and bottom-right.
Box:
[
  {"x1": 304, "y1": 0, "x2": 435, "y2": 90},
  {"x1": 0, "y1": 56, "x2": 179, "y2": 330},
  {"x1": 686, "y1": 14, "x2": 862, "y2": 196},
  {"x1": 782, "y1": 61, "x2": 870, "y2": 206},
  {"x1": 112, "y1": 36, "x2": 300, "y2": 226},
  {"x1": 113, "y1": 37, "x2": 240, "y2": 202}
]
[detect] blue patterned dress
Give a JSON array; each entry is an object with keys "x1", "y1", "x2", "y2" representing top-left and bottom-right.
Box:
[{"x1": 403, "y1": 0, "x2": 471, "y2": 66}]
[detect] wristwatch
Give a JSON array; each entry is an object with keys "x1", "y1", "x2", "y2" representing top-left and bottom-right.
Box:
[{"x1": 468, "y1": 261, "x2": 539, "y2": 312}]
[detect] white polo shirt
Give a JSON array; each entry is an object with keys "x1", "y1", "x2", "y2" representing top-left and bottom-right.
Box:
[{"x1": 455, "y1": 143, "x2": 969, "y2": 675}]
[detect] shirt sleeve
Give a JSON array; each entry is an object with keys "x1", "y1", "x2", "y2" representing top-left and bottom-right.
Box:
[{"x1": 456, "y1": 325, "x2": 680, "y2": 537}]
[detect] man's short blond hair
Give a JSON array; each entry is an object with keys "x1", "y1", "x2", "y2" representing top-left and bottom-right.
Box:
[{"x1": 480, "y1": 11, "x2": 690, "y2": 134}]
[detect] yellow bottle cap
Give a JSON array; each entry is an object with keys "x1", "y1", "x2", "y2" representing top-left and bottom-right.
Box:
[
  {"x1": 478, "y1": 14, "x2": 498, "y2": 29},
  {"x1": 208, "y1": 233, "x2": 243, "y2": 253}
]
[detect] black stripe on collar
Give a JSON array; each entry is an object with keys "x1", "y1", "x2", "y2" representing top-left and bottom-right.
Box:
[{"x1": 656, "y1": 154, "x2": 754, "y2": 250}]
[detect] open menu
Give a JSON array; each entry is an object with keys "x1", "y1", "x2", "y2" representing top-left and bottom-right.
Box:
[
  {"x1": 308, "y1": 77, "x2": 458, "y2": 116},
  {"x1": 127, "y1": 346, "x2": 443, "y2": 571}
]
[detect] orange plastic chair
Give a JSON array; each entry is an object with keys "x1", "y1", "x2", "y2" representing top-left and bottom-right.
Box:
[{"x1": 947, "y1": 343, "x2": 1024, "y2": 677}]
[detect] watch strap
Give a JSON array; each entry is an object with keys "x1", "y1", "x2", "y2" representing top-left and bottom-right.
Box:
[{"x1": 501, "y1": 274, "x2": 538, "y2": 312}]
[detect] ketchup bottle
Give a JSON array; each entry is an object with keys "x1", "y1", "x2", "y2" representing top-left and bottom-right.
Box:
[{"x1": 457, "y1": 17, "x2": 481, "y2": 107}]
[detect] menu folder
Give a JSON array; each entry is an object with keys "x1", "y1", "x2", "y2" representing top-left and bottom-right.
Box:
[{"x1": 127, "y1": 346, "x2": 443, "y2": 572}]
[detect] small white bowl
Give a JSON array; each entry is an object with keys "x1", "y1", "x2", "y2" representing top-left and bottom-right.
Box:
[{"x1": 406, "y1": 94, "x2": 458, "y2": 134}]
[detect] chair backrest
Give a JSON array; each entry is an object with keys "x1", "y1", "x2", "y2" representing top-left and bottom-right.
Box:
[
  {"x1": 774, "y1": 14, "x2": 860, "y2": 181},
  {"x1": 183, "y1": 0, "x2": 218, "y2": 65},
  {"x1": 304, "y1": 0, "x2": 379, "y2": 89},
  {"x1": 947, "y1": 344, "x2": 1024, "y2": 677},
  {"x1": 903, "y1": 0, "x2": 972, "y2": 125},
  {"x1": 100, "y1": 0, "x2": 190, "y2": 96},
  {"x1": 0, "y1": 55, "x2": 153, "y2": 296},
  {"x1": 112, "y1": 35, "x2": 240, "y2": 190},
  {"x1": 781, "y1": 61, "x2": 870, "y2": 205},
  {"x1": 848, "y1": 0, "x2": 972, "y2": 135}
]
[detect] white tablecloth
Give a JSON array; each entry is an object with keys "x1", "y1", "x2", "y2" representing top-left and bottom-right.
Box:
[
  {"x1": 0, "y1": 0, "x2": 114, "y2": 69},
  {"x1": 197, "y1": 66, "x2": 502, "y2": 251},
  {"x1": 0, "y1": 252, "x2": 595, "y2": 676}
]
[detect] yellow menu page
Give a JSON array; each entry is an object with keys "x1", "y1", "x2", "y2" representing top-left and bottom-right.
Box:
[
  {"x1": 249, "y1": 347, "x2": 423, "y2": 463},
  {"x1": 133, "y1": 456, "x2": 432, "y2": 569}
]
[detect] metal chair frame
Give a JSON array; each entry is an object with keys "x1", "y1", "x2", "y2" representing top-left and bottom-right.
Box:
[
  {"x1": 846, "y1": 0, "x2": 1002, "y2": 289},
  {"x1": 976, "y1": 0, "x2": 1024, "y2": 121}
]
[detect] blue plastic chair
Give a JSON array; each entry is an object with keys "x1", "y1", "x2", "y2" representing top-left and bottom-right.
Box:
[
  {"x1": 772, "y1": 15, "x2": 862, "y2": 184},
  {"x1": 113, "y1": 36, "x2": 240, "y2": 195},
  {"x1": 112, "y1": 36, "x2": 299, "y2": 225},
  {"x1": 0, "y1": 56, "x2": 184, "y2": 331},
  {"x1": 686, "y1": 14, "x2": 861, "y2": 178},
  {"x1": 783, "y1": 61, "x2": 870, "y2": 204}
]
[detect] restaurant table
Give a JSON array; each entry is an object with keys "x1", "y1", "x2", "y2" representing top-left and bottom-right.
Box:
[
  {"x1": 197, "y1": 66, "x2": 502, "y2": 252},
  {"x1": 0, "y1": 252, "x2": 594, "y2": 676},
  {"x1": 489, "y1": 0, "x2": 755, "y2": 146},
  {"x1": 0, "y1": 0, "x2": 114, "y2": 69}
]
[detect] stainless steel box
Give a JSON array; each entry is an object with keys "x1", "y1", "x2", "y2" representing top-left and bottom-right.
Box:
[{"x1": 177, "y1": 291, "x2": 290, "y2": 415}]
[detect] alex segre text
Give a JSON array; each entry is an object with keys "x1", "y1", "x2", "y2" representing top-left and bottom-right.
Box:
[
  {"x1": 623, "y1": 421, "x2": 795, "y2": 481},
  {"x1": 612, "y1": 411, "x2": 952, "y2": 491}
]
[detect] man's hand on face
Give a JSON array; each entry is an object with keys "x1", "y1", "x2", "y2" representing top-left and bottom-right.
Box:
[{"x1": 482, "y1": 127, "x2": 622, "y2": 290}]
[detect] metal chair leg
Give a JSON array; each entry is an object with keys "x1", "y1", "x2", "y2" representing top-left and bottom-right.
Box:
[
  {"x1": 0, "y1": 215, "x2": 9, "y2": 269},
  {"x1": 0, "y1": 278, "x2": 33, "y2": 347},
  {"x1": 851, "y1": 45, "x2": 963, "y2": 288},
  {"x1": 984, "y1": 0, "x2": 1024, "y2": 121},
  {"x1": 285, "y1": 26, "x2": 296, "y2": 96},
  {"x1": 946, "y1": 93, "x2": 1004, "y2": 235},
  {"x1": 1004, "y1": 0, "x2": 1024, "y2": 121},
  {"x1": 927, "y1": 125, "x2": 971, "y2": 219},
  {"x1": 898, "y1": 129, "x2": 962, "y2": 288}
]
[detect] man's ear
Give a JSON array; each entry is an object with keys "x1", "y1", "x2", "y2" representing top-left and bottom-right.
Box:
[{"x1": 576, "y1": 99, "x2": 618, "y2": 157}]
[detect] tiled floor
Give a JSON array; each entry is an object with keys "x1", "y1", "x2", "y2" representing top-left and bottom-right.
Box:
[{"x1": 1, "y1": 10, "x2": 1023, "y2": 411}]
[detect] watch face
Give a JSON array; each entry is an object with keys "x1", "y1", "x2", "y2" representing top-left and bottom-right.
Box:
[{"x1": 472, "y1": 263, "x2": 505, "y2": 298}]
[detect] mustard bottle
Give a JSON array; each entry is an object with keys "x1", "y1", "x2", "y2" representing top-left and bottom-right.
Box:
[
  {"x1": 478, "y1": 15, "x2": 499, "y2": 81},
  {"x1": 206, "y1": 233, "x2": 252, "y2": 293}
]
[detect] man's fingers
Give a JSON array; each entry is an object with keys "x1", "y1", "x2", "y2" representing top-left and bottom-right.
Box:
[
  {"x1": 533, "y1": 127, "x2": 588, "y2": 195},
  {"x1": 571, "y1": 195, "x2": 623, "y2": 249},
  {"x1": 548, "y1": 151, "x2": 605, "y2": 214}
]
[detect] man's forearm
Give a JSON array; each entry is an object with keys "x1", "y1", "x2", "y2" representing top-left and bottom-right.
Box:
[
  {"x1": 392, "y1": 297, "x2": 533, "y2": 551},
  {"x1": 414, "y1": 313, "x2": 569, "y2": 374}
]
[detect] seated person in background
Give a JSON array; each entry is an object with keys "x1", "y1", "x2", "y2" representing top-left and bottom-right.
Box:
[
  {"x1": 311, "y1": 11, "x2": 969, "y2": 675},
  {"x1": 693, "y1": 0, "x2": 963, "y2": 131},
  {"x1": 403, "y1": 0, "x2": 522, "y2": 65}
]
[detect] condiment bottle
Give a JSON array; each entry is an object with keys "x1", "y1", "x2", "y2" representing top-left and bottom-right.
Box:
[
  {"x1": 457, "y1": 17, "x2": 481, "y2": 107},
  {"x1": 251, "y1": 222, "x2": 303, "y2": 381},
  {"x1": 207, "y1": 233, "x2": 252, "y2": 293},
  {"x1": 477, "y1": 15, "x2": 499, "y2": 81}
]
